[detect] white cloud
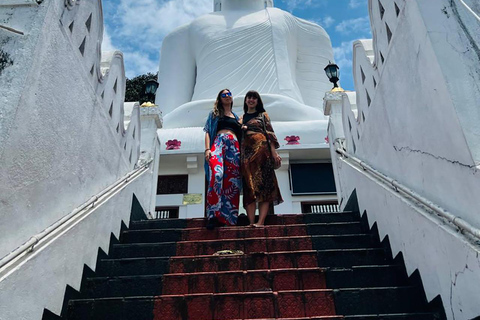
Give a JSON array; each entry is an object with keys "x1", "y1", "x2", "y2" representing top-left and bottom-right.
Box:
[
  {"x1": 333, "y1": 40, "x2": 354, "y2": 72},
  {"x1": 283, "y1": 0, "x2": 323, "y2": 12},
  {"x1": 348, "y1": 0, "x2": 366, "y2": 9},
  {"x1": 105, "y1": 0, "x2": 212, "y2": 77},
  {"x1": 122, "y1": 51, "x2": 159, "y2": 79},
  {"x1": 310, "y1": 16, "x2": 335, "y2": 29},
  {"x1": 101, "y1": 28, "x2": 117, "y2": 52},
  {"x1": 320, "y1": 16, "x2": 335, "y2": 28},
  {"x1": 335, "y1": 16, "x2": 371, "y2": 35}
]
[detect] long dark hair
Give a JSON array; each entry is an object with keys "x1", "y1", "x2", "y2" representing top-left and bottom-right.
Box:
[
  {"x1": 213, "y1": 88, "x2": 233, "y2": 117},
  {"x1": 243, "y1": 90, "x2": 266, "y2": 114}
]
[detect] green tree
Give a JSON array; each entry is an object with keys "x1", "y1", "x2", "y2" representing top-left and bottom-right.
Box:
[{"x1": 125, "y1": 72, "x2": 158, "y2": 104}]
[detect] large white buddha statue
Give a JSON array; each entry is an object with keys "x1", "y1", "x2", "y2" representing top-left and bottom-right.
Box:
[{"x1": 156, "y1": 0, "x2": 334, "y2": 129}]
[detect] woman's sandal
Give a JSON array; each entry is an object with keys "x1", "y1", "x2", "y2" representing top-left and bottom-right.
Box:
[{"x1": 252, "y1": 223, "x2": 265, "y2": 228}]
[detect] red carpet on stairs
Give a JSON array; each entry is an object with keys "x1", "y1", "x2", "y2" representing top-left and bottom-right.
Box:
[{"x1": 152, "y1": 215, "x2": 338, "y2": 320}]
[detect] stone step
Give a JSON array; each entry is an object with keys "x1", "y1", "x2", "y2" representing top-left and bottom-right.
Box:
[
  {"x1": 95, "y1": 257, "x2": 170, "y2": 277},
  {"x1": 175, "y1": 236, "x2": 314, "y2": 256},
  {"x1": 334, "y1": 286, "x2": 428, "y2": 315},
  {"x1": 82, "y1": 275, "x2": 163, "y2": 298},
  {"x1": 65, "y1": 297, "x2": 154, "y2": 320},
  {"x1": 325, "y1": 265, "x2": 408, "y2": 288},
  {"x1": 181, "y1": 224, "x2": 311, "y2": 241},
  {"x1": 306, "y1": 222, "x2": 365, "y2": 236},
  {"x1": 84, "y1": 264, "x2": 409, "y2": 299},
  {"x1": 110, "y1": 234, "x2": 380, "y2": 259},
  {"x1": 121, "y1": 222, "x2": 366, "y2": 244},
  {"x1": 67, "y1": 290, "x2": 336, "y2": 320},
  {"x1": 169, "y1": 251, "x2": 319, "y2": 274},
  {"x1": 120, "y1": 229, "x2": 183, "y2": 244},
  {"x1": 343, "y1": 314, "x2": 439, "y2": 320},
  {"x1": 303, "y1": 211, "x2": 361, "y2": 224},
  {"x1": 311, "y1": 234, "x2": 379, "y2": 250},
  {"x1": 130, "y1": 219, "x2": 188, "y2": 230},
  {"x1": 162, "y1": 268, "x2": 327, "y2": 294},
  {"x1": 110, "y1": 242, "x2": 177, "y2": 259},
  {"x1": 316, "y1": 248, "x2": 392, "y2": 268},
  {"x1": 129, "y1": 214, "x2": 308, "y2": 231}
]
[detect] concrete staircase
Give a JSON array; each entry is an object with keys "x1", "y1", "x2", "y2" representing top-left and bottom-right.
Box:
[{"x1": 44, "y1": 212, "x2": 445, "y2": 319}]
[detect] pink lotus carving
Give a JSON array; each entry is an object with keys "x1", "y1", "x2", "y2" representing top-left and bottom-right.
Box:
[
  {"x1": 166, "y1": 139, "x2": 181, "y2": 150},
  {"x1": 285, "y1": 135, "x2": 300, "y2": 145}
]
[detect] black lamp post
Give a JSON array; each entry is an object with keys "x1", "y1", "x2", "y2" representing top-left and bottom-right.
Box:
[
  {"x1": 144, "y1": 79, "x2": 159, "y2": 103},
  {"x1": 324, "y1": 62, "x2": 340, "y2": 89}
]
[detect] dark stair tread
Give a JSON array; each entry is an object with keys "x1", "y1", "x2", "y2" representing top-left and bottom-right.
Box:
[
  {"x1": 307, "y1": 222, "x2": 365, "y2": 235},
  {"x1": 82, "y1": 275, "x2": 163, "y2": 298},
  {"x1": 120, "y1": 229, "x2": 183, "y2": 244},
  {"x1": 95, "y1": 257, "x2": 170, "y2": 276},
  {"x1": 334, "y1": 286, "x2": 429, "y2": 315},
  {"x1": 171, "y1": 249, "x2": 317, "y2": 259},
  {"x1": 326, "y1": 265, "x2": 407, "y2": 288},
  {"x1": 110, "y1": 242, "x2": 177, "y2": 258},
  {"x1": 311, "y1": 234, "x2": 380, "y2": 250},
  {"x1": 162, "y1": 267, "x2": 328, "y2": 294},
  {"x1": 68, "y1": 289, "x2": 334, "y2": 301},
  {"x1": 303, "y1": 211, "x2": 361, "y2": 223},
  {"x1": 317, "y1": 248, "x2": 392, "y2": 267},
  {"x1": 130, "y1": 219, "x2": 188, "y2": 230},
  {"x1": 344, "y1": 314, "x2": 440, "y2": 319}
]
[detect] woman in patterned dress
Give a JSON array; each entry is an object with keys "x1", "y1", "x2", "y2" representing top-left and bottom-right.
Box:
[
  {"x1": 241, "y1": 90, "x2": 283, "y2": 227},
  {"x1": 204, "y1": 89, "x2": 242, "y2": 229}
]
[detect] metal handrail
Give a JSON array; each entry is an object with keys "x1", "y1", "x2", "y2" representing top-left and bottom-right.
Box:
[
  {"x1": 0, "y1": 160, "x2": 153, "y2": 270},
  {"x1": 335, "y1": 143, "x2": 480, "y2": 241}
]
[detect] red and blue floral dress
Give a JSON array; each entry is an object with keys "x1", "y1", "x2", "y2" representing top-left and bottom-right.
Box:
[{"x1": 203, "y1": 111, "x2": 241, "y2": 226}]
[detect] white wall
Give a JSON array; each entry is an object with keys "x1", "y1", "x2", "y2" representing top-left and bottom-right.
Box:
[
  {"x1": 331, "y1": 155, "x2": 480, "y2": 320},
  {"x1": 156, "y1": 149, "x2": 337, "y2": 218},
  {"x1": 326, "y1": 0, "x2": 480, "y2": 318},
  {"x1": 0, "y1": 1, "x2": 162, "y2": 318},
  {"x1": 0, "y1": 172, "x2": 156, "y2": 320},
  {"x1": 344, "y1": 0, "x2": 480, "y2": 231},
  {"x1": 0, "y1": 0, "x2": 140, "y2": 260}
]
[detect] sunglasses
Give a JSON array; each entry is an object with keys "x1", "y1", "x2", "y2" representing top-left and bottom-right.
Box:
[{"x1": 221, "y1": 92, "x2": 232, "y2": 98}]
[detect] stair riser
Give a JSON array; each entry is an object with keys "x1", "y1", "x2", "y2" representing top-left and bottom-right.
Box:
[
  {"x1": 96, "y1": 259, "x2": 169, "y2": 277},
  {"x1": 153, "y1": 291, "x2": 336, "y2": 320},
  {"x1": 130, "y1": 215, "x2": 305, "y2": 231},
  {"x1": 312, "y1": 235, "x2": 378, "y2": 250},
  {"x1": 176, "y1": 237, "x2": 312, "y2": 256},
  {"x1": 120, "y1": 230, "x2": 182, "y2": 244},
  {"x1": 303, "y1": 212, "x2": 360, "y2": 224},
  {"x1": 183, "y1": 225, "x2": 308, "y2": 241},
  {"x1": 130, "y1": 220, "x2": 188, "y2": 230},
  {"x1": 163, "y1": 269, "x2": 327, "y2": 294},
  {"x1": 170, "y1": 252, "x2": 318, "y2": 274},
  {"x1": 66, "y1": 299, "x2": 154, "y2": 320},
  {"x1": 344, "y1": 315, "x2": 437, "y2": 320},
  {"x1": 111, "y1": 244, "x2": 176, "y2": 258},
  {"x1": 326, "y1": 266, "x2": 408, "y2": 288},
  {"x1": 317, "y1": 250, "x2": 391, "y2": 267},
  {"x1": 334, "y1": 287, "x2": 428, "y2": 315},
  {"x1": 307, "y1": 223, "x2": 364, "y2": 235},
  {"x1": 83, "y1": 277, "x2": 162, "y2": 298}
]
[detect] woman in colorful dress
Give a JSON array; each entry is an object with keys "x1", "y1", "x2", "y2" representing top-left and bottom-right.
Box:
[
  {"x1": 241, "y1": 90, "x2": 283, "y2": 227},
  {"x1": 204, "y1": 89, "x2": 242, "y2": 229}
]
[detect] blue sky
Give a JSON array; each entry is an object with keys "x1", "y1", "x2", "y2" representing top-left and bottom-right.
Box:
[{"x1": 102, "y1": 0, "x2": 371, "y2": 91}]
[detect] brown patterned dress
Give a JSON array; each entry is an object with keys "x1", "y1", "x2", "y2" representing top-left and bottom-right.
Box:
[{"x1": 241, "y1": 112, "x2": 283, "y2": 207}]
